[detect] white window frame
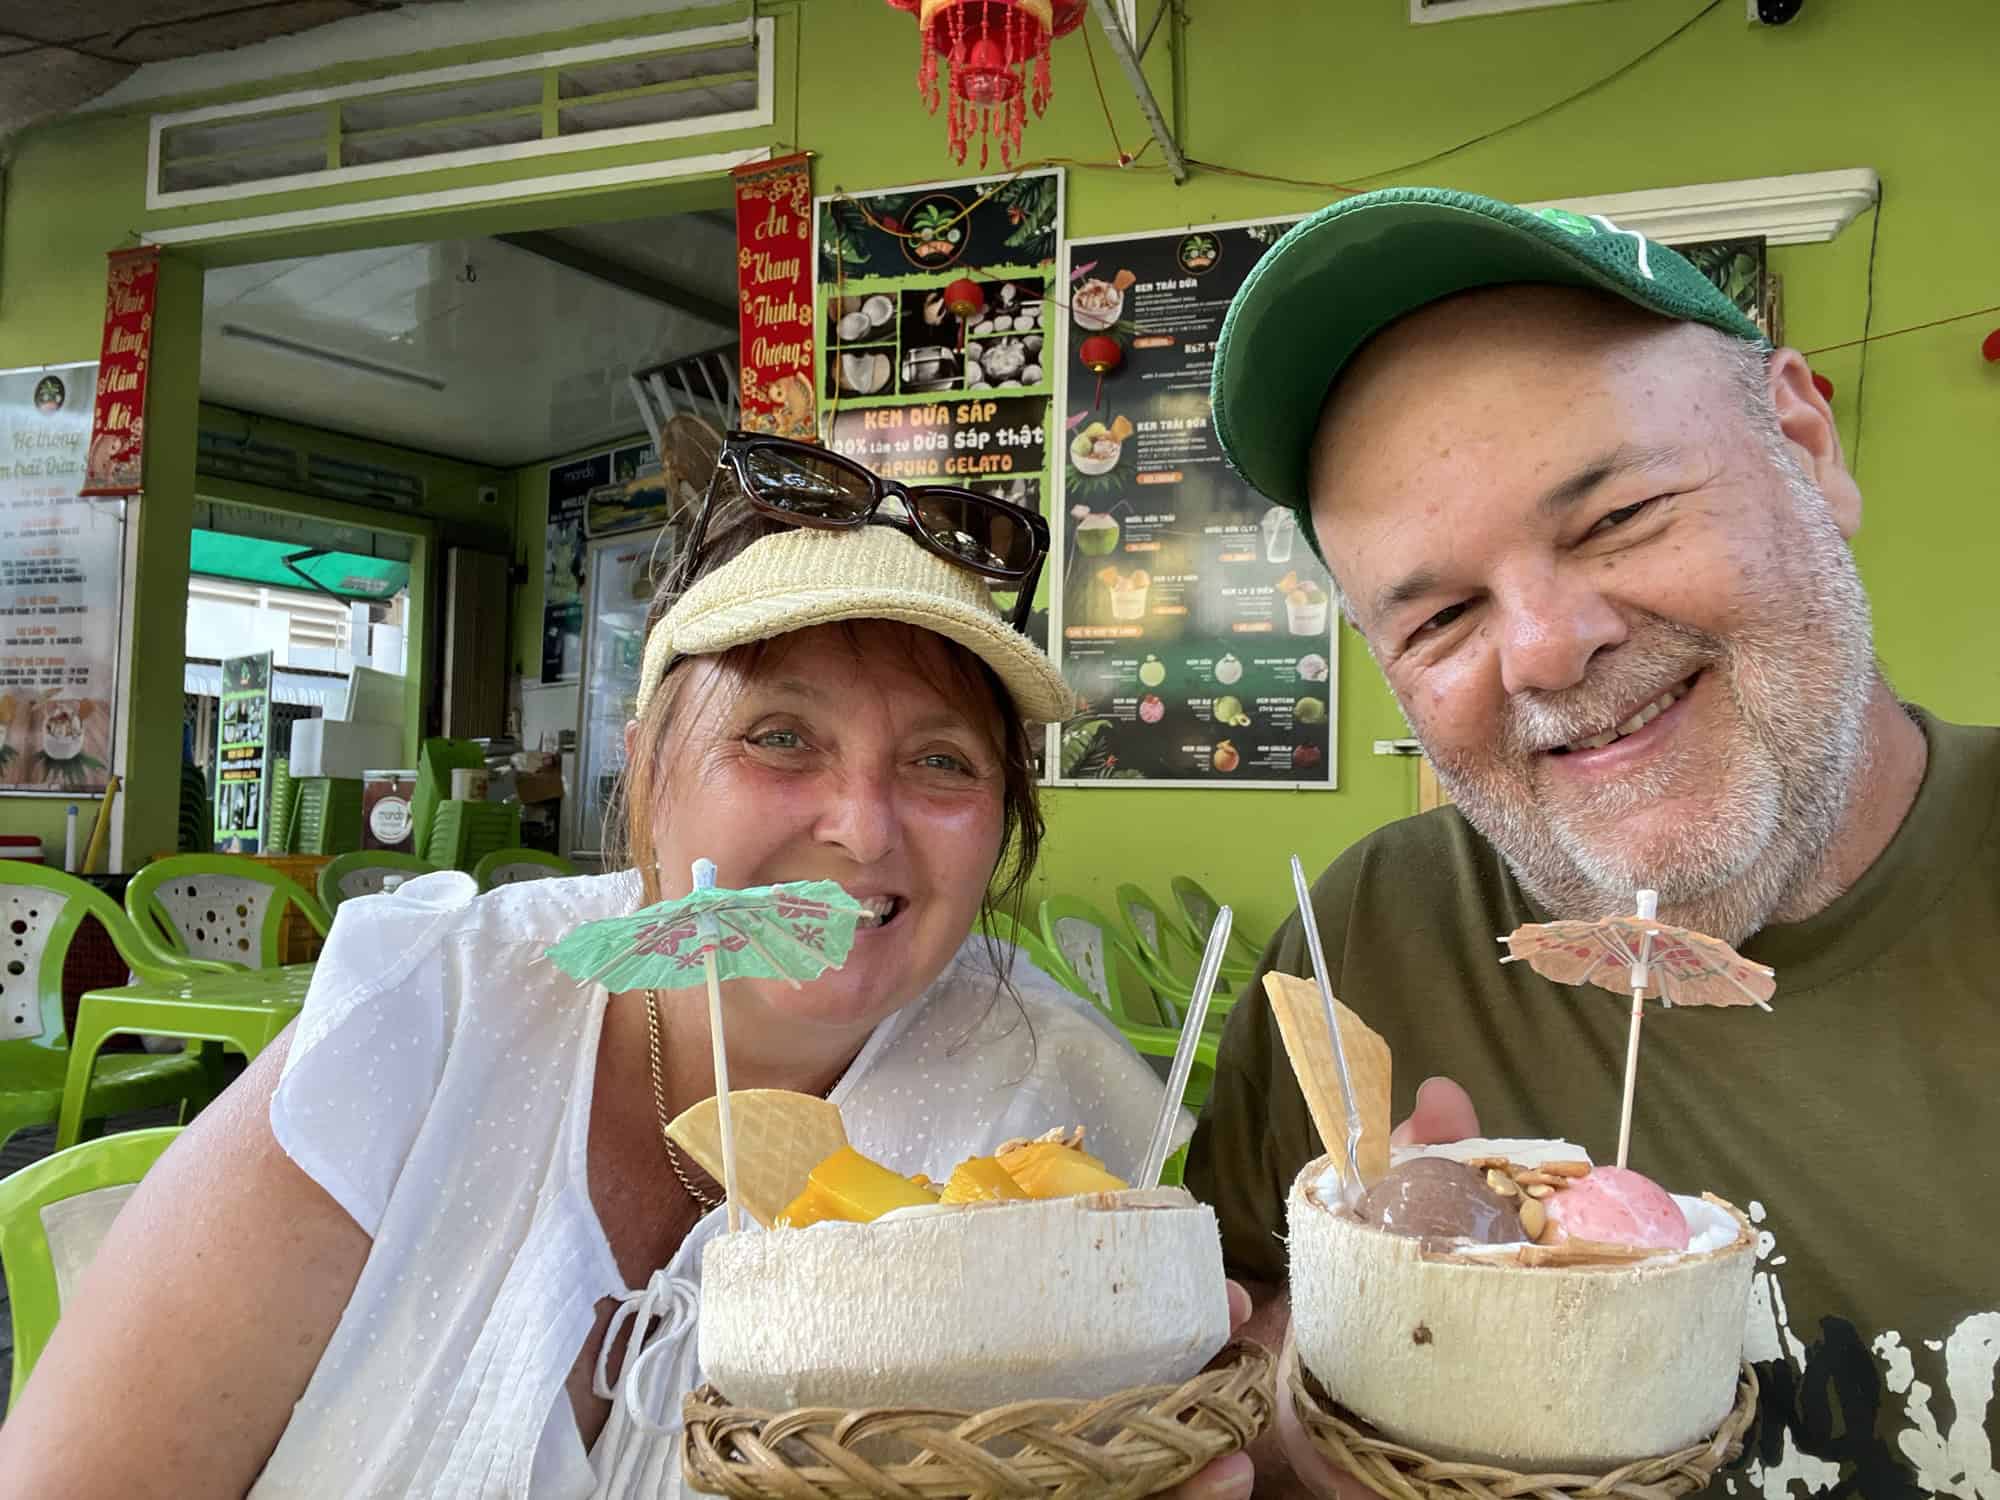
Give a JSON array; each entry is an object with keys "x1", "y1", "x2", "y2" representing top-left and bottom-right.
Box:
[{"x1": 146, "y1": 17, "x2": 773, "y2": 212}]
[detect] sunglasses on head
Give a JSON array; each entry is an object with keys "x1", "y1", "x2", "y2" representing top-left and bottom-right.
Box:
[{"x1": 675, "y1": 433, "x2": 1049, "y2": 631}]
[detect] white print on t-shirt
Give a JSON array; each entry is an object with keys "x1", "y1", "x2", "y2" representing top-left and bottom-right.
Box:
[{"x1": 1726, "y1": 1200, "x2": 1998, "y2": 1498}]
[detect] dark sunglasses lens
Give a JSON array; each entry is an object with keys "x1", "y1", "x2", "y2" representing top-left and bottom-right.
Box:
[
  {"x1": 909, "y1": 490, "x2": 1040, "y2": 575},
  {"x1": 741, "y1": 445, "x2": 872, "y2": 519}
]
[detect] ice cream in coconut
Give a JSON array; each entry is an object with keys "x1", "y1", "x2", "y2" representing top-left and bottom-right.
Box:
[
  {"x1": 670, "y1": 1091, "x2": 1231, "y2": 1411},
  {"x1": 1270, "y1": 974, "x2": 1756, "y2": 1472}
]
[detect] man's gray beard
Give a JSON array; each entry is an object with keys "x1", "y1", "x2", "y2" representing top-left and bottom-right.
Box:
[{"x1": 1421, "y1": 465, "x2": 1876, "y2": 945}]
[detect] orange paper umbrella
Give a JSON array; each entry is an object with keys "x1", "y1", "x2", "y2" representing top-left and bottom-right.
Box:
[{"x1": 1500, "y1": 891, "x2": 1774, "y2": 1168}]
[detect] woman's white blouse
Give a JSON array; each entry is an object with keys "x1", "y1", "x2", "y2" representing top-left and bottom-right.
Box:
[{"x1": 249, "y1": 869, "x2": 1187, "y2": 1498}]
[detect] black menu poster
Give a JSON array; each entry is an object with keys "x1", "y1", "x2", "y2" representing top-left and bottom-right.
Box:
[{"x1": 1053, "y1": 219, "x2": 1335, "y2": 787}]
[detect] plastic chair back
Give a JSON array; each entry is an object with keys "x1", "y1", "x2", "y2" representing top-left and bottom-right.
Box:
[
  {"x1": 1169, "y1": 873, "x2": 1270, "y2": 969},
  {"x1": 0, "y1": 1125, "x2": 180, "y2": 1405},
  {"x1": 124, "y1": 855, "x2": 330, "y2": 971},
  {"x1": 975, "y1": 909, "x2": 1079, "y2": 996},
  {"x1": 1037, "y1": 895, "x2": 1170, "y2": 1028},
  {"x1": 316, "y1": 850, "x2": 439, "y2": 912},
  {"x1": 471, "y1": 847, "x2": 576, "y2": 891},
  {"x1": 0, "y1": 863, "x2": 181, "y2": 1052}
]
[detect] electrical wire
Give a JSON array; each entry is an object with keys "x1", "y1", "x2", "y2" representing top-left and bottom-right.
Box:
[
  {"x1": 1848, "y1": 191, "x2": 1882, "y2": 471},
  {"x1": 1347, "y1": 0, "x2": 1727, "y2": 185}
]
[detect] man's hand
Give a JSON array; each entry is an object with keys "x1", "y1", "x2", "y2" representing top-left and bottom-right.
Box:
[{"x1": 1248, "y1": 1076, "x2": 1484, "y2": 1496}]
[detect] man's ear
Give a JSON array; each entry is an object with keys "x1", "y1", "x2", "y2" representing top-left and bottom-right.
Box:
[{"x1": 1767, "y1": 346, "x2": 1863, "y2": 538}]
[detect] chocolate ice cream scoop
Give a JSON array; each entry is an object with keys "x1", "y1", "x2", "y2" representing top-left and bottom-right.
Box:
[{"x1": 1356, "y1": 1157, "x2": 1529, "y2": 1245}]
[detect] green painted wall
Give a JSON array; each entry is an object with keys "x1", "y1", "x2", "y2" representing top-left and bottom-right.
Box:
[
  {"x1": 5, "y1": 0, "x2": 1996, "y2": 922},
  {"x1": 790, "y1": 0, "x2": 2000, "y2": 939}
]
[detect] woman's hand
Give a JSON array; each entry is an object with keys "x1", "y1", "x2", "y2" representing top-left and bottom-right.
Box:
[{"x1": 1157, "y1": 1280, "x2": 1256, "y2": 1500}]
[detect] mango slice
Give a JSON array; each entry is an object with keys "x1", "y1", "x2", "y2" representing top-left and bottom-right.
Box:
[
  {"x1": 1001, "y1": 1141, "x2": 1129, "y2": 1198},
  {"x1": 776, "y1": 1146, "x2": 938, "y2": 1227},
  {"x1": 939, "y1": 1156, "x2": 1029, "y2": 1205}
]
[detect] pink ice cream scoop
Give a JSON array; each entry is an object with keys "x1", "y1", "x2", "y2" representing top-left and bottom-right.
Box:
[{"x1": 1544, "y1": 1166, "x2": 1690, "y2": 1251}]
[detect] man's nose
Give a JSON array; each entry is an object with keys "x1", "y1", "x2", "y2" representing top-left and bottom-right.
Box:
[{"x1": 1495, "y1": 570, "x2": 1626, "y2": 697}]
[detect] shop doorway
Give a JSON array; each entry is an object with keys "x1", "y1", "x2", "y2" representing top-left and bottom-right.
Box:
[{"x1": 185, "y1": 197, "x2": 742, "y2": 862}]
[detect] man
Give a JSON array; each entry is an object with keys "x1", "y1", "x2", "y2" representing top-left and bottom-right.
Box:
[{"x1": 1186, "y1": 187, "x2": 1998, "y2": 1497}]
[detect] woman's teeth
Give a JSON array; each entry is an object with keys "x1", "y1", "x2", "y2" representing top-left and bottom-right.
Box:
[
  {"x1": 858, "y1": 897, "x2": 901, "y2": 926},
  {"x1": 1559, "y1": 679, "x2": 1693, "y2": 754}
]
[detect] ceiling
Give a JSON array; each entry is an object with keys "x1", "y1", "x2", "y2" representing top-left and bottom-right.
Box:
[
  {"x1": 0, "y1": 1, "x2": 401, "y2": 141},
  {"x1": 200, "y1": 211, "x2": 741, "y2": 467}
]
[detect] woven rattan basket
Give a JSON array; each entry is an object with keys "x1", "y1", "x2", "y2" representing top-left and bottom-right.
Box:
[
  {"x1": 681, "y1": 1339, "x2": 1274, "y2": 1499},
  {"x1": 1286, "y1": 1342, "x2": 1759, "y2": 1500}
]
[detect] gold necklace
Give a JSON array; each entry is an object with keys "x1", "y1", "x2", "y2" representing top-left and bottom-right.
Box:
[{"x1": 646, "y1": 987, "x2": 723, "y2": 1213}]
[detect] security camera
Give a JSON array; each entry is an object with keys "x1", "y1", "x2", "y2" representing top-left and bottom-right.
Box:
[{"x1": 1749, "y1": 0, "x2": 1803, "y2": 22}]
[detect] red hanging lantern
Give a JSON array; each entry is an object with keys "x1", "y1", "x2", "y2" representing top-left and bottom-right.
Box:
[
  {"x1": 944, "y1": 277, "x2": 987, "y2": 320},
  {"x1": 1050, "y1": 0, "x2": 1088, "y2": 36},
  {"x1": 1078, "y1": 334, "x2": 1122, "y2": 375},
  {"x1": 1982, "y1": 328, "x2": 2000, "y2": 363},
  {"x1": 1810, "y1": 371, "x2": 1834, "y2": 401},
  {"x1": 1078, "y1": 332, "x2": 1122, "y2": 409},
  {"x1": 891, "y1": 0, "x2": 1057, "y2": 167}
]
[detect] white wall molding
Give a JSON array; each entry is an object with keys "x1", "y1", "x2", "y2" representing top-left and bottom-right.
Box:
[{"x1": 1527, "y1": 168, "x2": 1880, "y2": 247}]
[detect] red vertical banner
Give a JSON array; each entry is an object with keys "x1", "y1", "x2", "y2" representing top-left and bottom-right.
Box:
[
  {"x1": 732, "y1": 153, "x2": 817, "y2": 439},
  {"x1": 80, "y1": 246, "x2": 159, "y2": 497}
]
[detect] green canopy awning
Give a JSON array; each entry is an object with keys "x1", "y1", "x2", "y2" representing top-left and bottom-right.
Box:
[{"x1": 189, "y1": 530, "x2": 410, "y2": 601}]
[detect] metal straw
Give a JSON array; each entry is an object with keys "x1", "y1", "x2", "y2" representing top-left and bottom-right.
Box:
[
  {"x1": 1290, "y1": 854, "x2": 1363, "y2": 1199},
  {"x1": 1138, "y1": 904, "x2": 1232, "y2": 1189}
]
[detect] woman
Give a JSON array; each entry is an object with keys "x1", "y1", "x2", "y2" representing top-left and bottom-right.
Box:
[{"x1": 2, "y1": 435, "x2": 1250, "y2": 1499}]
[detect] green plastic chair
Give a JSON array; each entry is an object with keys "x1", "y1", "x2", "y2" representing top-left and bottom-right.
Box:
[
  {"x1": 471, "y1": 846, "x2": 576, "y2": 891},
  {"x1": 317, "y1": 850, "x2": 439, "y2": 912},
  {"x1": 0, "y1": 1125, "x2": 180, "y2": 1404},
  {"x1": 0, "y1": 864, "x2": 217, "y2": 1156},
  {"x1": 1039, "y1": 893, "x2": 1190, "y2": 1029},
  {"x1": 124, "y1": 854, "x2": 331, "y2": 972},
  {"x1": 976, "y1": 908, "x2": 1080, "y2": 995},
  {"x1": 1113, "y1": 883, "x2": 1238, "y2": 1030},
  {"x1": 1169, "y1": 874, "x2": 1270, "y2": 977}
]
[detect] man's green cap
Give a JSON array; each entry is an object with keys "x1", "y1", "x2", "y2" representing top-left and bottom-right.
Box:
[{"x1": 1210, "y1": 186, "x2": 1769, "y2": 566}]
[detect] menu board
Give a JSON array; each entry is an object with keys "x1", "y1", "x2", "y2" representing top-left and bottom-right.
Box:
[
  {"x1": 0, "y1": 361, "x2": 124, "y2": 795},
  {"x1": 814, "y1": 169, "x2": 1064, "y2": 659},
  {"x1": 541, "y1": 453, "x2": 608, "y2": 683},
  {"x1": 215, "y1": 650, "x2": 272, "y2": 853},
  {"x1": 1052, "y1": 219, "x2": 1336, "y2": 787}
]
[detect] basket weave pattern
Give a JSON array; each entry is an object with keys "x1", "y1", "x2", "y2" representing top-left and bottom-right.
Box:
[
  {"x1": 1287, "y1": 1346, "x2": 1758, "y2": 1500},
  {"x1": 682, "y1": 1340, "x2": 1274, "y2": 1499}
]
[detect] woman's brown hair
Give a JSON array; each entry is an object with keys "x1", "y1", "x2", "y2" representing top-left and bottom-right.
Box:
[{"x1": 609, "y1": 462, "x2": 1046, "y2": 986}]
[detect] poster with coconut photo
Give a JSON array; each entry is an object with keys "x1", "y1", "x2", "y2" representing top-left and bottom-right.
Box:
[
  {"x1": 214, "y1": 651, "x2": 272, "y2": 854},
  {"x1": 0, "y1": 361, "x2": 125, "y2": 795},
  {"x1": 1053, "y1": 217, "x2": 1336, "y2": 788},
  {"x1": 815, "y1": 171, "x2": 1062, "y2": 664}
]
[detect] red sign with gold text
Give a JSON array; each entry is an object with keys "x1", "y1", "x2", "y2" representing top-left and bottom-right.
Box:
[
  {"x1": 732, "y1": 153, "x2": 817, "y2": 439},
  {"x1": 80, "y1": 246, "x2": 159, "y2": 497}
]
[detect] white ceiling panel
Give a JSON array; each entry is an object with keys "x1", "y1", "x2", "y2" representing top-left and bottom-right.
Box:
[{"x1": 200, "y1": 216, "x2": 737, "y2": 467}]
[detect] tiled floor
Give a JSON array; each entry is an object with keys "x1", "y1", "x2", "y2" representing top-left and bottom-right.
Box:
[{"x1": 1, "y1": 1107, "x2": 181, "y2": 1420}]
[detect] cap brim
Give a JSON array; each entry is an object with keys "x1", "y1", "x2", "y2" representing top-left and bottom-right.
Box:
[
  {"x1": 1212, "y1": 188, "x2": 1750, "y2": 517},
  {"x1": 672, "y1": 584, "x2": 1078, "y2": 726}
]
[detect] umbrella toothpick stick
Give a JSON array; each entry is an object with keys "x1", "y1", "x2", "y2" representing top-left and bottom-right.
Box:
[
  {"x1": 1615, "y1": 889, "x2": 1659, "y2": 1171},
  {"x1": 693, "y1": 859, "x2": 744, "y2": 1232}
]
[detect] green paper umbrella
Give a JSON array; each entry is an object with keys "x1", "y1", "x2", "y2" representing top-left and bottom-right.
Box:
[
  {"x1": 547, "y1": 860, "x2": 865, "y2": 1230},
  {"x1": 546, "y1": 871, "x2": 864, "y2": 991}
]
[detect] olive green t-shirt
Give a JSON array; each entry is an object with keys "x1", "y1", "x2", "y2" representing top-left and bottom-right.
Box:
[{"x1": 1186, "y1": 709, "x2": 1998, "y2": 1497}]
